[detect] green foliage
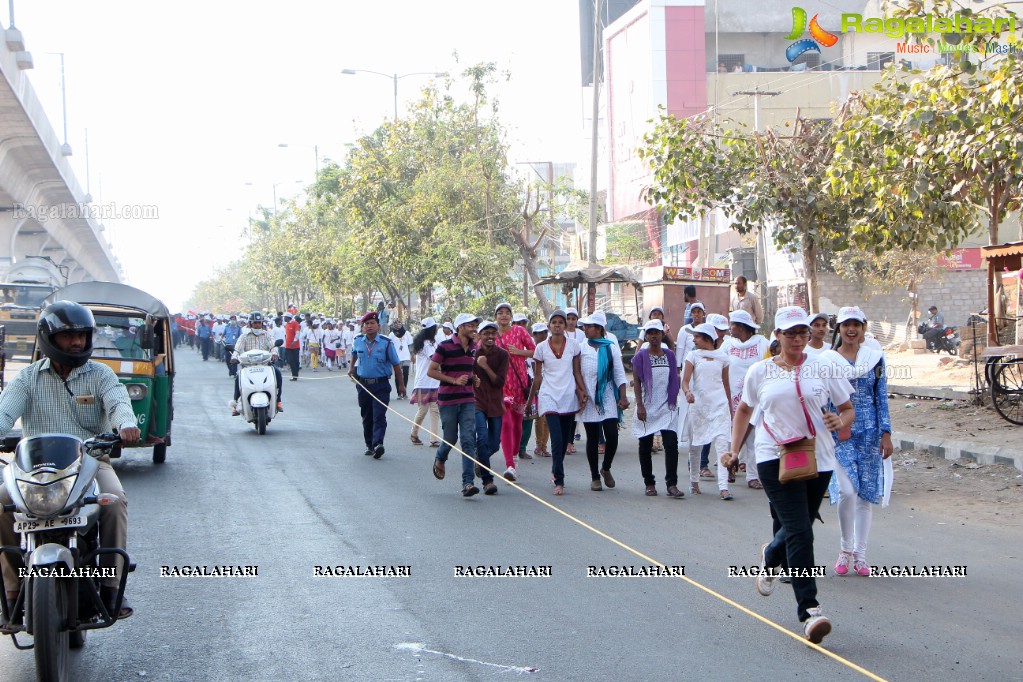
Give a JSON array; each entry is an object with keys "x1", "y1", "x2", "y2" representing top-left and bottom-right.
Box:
[
  {"x1": 185, "y1": 63, "x2": 531, "y2": 315},
  {"x1": 605, "y1": 222, "x2": 656, "y2": 264}
]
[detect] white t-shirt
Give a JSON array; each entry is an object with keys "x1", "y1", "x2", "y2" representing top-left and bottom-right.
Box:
[
  {"x1": 721, "y1": 334, "x2": 771, "y2": 411},
  {"x1": 566, "y1": 328, "x2": 587, "y2": 344},
  {"x1": 578, "y1": 340, "x2": 627, "y2": 422},
  {"x1": 533, "y1": 336, "x2": 582, "y2": 415},
  {"x1": 741, "y1": 356, "x2": 854, "y2": 470},
  {"x1": 413, "y1": 340, "x2": 440, "y2": 390},
  {"x1": 389, "y1": 332, "x2": 412, "y2": 362}
]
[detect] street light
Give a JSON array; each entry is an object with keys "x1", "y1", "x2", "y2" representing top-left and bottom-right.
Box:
[
  {"x1": 44, "y1": 52, "x2": 72, "y2": 156},
  {"x1": 341, "y1": 68, "x2": 447, "y2": 120},
  {"x1": 277, "y1": 142, "x2": 318, "y2": 180},
  {"x1": 245, "y1": 180, "x2": 302, "y2": 220}
]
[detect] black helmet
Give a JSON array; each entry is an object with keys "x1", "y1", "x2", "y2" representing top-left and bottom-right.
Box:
[
  {"x1": 249, "y1": 311, "x2": 263, "y2": 323},
  {"x1": 37, "y1": 300, "x2": 95, "y2": 369}
]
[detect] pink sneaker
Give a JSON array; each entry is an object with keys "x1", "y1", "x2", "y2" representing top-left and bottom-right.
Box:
[
  {"x1": 834, "y1": 552, "x2": 853, "y2": 576},
  {"x1": 853, "y1": 558, "x2": 871, "y2": 576}
]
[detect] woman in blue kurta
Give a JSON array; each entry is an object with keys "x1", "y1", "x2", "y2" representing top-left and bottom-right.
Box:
[{"x1": 821, "y1": 307, "x2": 893, "y2": 578}]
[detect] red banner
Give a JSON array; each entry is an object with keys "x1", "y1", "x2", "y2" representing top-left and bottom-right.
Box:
[{"x1": 938, "y1": 248, "x2": 982, "y2": 270}]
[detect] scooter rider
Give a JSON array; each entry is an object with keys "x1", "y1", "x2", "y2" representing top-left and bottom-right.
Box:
[
  {"x1": 0, "y1": 300, "x2": 141, "y2": 620},
  {"x1": 921, "y1": 305, "x2": 945, "y2": 350},
  {"x1": 230, "y1": 311, "x2": 283, "y2": 415}
]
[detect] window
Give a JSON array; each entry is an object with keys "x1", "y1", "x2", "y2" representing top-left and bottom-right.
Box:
[
  {"x1": 868, "y1": 52, "x2": 895, "y2": 70},
  {"x1": 716, "y1": 54, "x2": 746, "y2": 73},
  {"x1": 791, "y1": 52, "x2": 820, "y2": 69}
]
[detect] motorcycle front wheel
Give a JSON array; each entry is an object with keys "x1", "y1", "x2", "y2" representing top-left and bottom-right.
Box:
[
  {"x1": 255, "y1": 407, "x2": 268, "y2": 435},
  {"x1": 32, "y1": 575, "x2": 71, "y2": 682}
]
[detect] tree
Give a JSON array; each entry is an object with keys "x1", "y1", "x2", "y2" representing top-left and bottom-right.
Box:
[
  {"x1": 830, "y1": 2, "x2": 1023, "y2": 246},
  {"x1": 639, "y1": 110, "x2": 855, "y2": 312}
]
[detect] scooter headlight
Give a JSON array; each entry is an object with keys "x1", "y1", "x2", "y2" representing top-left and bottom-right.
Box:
[{"x1": 16, "y1": 476, "x2": 75, "y2": 517}]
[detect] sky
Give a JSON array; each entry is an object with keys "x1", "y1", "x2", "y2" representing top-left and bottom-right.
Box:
[{"x1": 9, "y1": 0, "x2": 587, "y2": 311}]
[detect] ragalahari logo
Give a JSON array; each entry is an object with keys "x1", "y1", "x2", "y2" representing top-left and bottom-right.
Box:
[{"x1": 784, "y1": 7, "x2": 839, "y2": 62}]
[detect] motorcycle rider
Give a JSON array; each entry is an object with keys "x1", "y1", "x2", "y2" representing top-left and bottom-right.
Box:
[
  {"x1": 0, "y1": 300, "x2": 141, "y2": 620},
  {"x1": 230, "y1": 311, "x2": 283, "y2": 415},
  {"x1": 921, "y1": 305, "x2": 945, "y2": 350},
  {"x1": 223, "y1": 315, "x2": 242, "y2": 377}
]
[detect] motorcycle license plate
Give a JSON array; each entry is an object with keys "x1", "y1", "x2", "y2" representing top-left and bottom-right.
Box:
[{"x1": 13, "y1": 513, "x2": 87, "y2": 534}]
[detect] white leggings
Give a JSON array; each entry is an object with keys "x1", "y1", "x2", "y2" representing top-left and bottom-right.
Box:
[
  {"x1": 689, "y1": 434, "x2": 730, "y2": 490},
  {"x1": 836, "y1": 465, "x2": 874, "y2": 559}
]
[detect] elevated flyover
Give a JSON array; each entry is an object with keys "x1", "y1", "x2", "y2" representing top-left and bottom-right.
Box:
[{"x1": 0, "y1": 22, "x2": 120, "y2": 284}]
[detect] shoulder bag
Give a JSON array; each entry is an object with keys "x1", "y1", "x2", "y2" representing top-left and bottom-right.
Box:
[{"x1": 763, "y1": 360, "x2": 818, "y2": 483}]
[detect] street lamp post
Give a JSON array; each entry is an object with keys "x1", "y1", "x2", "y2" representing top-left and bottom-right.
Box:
[
  {"x1": 278, "y1": 143, "x2": 318, "y2": 181},
  {"x1": 341, "y1": 69, "x2": 447, "y2": 120}
]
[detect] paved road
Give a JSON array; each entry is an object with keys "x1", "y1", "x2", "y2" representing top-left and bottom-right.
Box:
[{"x1": 2, "y1": 349, "x2": 1021, "y2": 681}]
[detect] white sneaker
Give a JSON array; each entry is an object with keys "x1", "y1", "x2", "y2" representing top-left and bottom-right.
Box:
[
  {"x1": 803, "y1": 607, "x2": 832, "y2": 644},
  {"x1": 503, "y1": 467, "x2": 517, "y2": 482},
  {"x1": 756, "y1": 543, "x2": 776, "y2": 597}
]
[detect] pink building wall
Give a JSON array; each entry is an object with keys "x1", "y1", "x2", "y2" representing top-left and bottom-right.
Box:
[{"x1": 607, "y1": 1, "x2": 706, "y2": 232}]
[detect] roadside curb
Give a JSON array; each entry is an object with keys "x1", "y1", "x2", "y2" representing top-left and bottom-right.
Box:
[
  {"x1": 888, "y1": 384, "x2": 974, "y2": 401},
  {"x1": 893, "y1": 430, "x2": 1023, "y2": 473}
]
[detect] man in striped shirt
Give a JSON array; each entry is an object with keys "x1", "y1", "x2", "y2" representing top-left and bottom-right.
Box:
[
  {"x1": 0, "y1": 301, "x2": 140, "y2": 620},
  {"x1": 429, "y1": 313, "x2": 481, "y2": 496}
]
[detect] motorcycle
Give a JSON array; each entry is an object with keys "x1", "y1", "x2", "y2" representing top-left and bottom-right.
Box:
[
  {"x1": 918, "y1": 323, "x2": 961, "y2": 355},
  {"x1": 0, "y1": 432, "x2": 131, "y2": 682},
  {"x1": 237, "y1": 348, "x2": 278, "y2": 434}
]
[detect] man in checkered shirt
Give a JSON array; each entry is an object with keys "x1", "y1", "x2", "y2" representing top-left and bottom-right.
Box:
[{"x1": 0, "y1": 301, "x2": 140, "y2": 620}]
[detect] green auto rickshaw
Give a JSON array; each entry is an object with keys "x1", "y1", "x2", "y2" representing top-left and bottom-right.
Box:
[{"x1": 39, "y1": 282, "x2": 175, "y2": 463}]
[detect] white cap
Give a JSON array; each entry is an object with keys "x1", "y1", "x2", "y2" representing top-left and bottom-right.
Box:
[
  {"x1": 707, "y1": 313, "x2": 730, "y2": 331},
  {"x1": 579, "y1": 311, "x2": 607, "y2": 327},
  {"x1": 512, "y1": 313, "x2": 528, "y2": 323},
  {"x1": 565, "y1": 307, "x2": 579, "y2": 317},
  {"x1": 728, "y1": 310, "x2": 759, "y2": 330},
  {"x1": 690, "y1": 302, "x2": 706, "y2": 312},
  {"x1": 685, "y1": 322, "x2": 719, "y2": 339},
  {"x1": 421, "y1": 317, "x2": 437, "y2": 329},
  {"x1": 453, "y1": 313, "x2": 480, "y2": 329},
  {"x1": 648, "y1": 306, "x2": 665, "y2": 317},
  {"x1": 495, "y1": 302, "x2": 513, "y2": 314},
  {"x1": 642, "y1": 319, "x2": 665, "y2": 333},
  {"x1": 775, "y1": 306, "x2": 810, "y2": 331},
  {"x1": 809, "y1": 312, "x2": 829, "y2": 324},
  {"x1": 478, "y1": 320, "x2": 498, "y2": 332},
  {"x1": 442, "y1": 322, "x2": 454, "y2": 330},
  {"x1": 548, "y1": 309, "x2": 567, "y2": 323},
  {"x1": 531, "y1": 322, "x2": 548, "y2": 334},
  {"x1": 836, "y1": 306, "x2": 867, "y2": 324}
]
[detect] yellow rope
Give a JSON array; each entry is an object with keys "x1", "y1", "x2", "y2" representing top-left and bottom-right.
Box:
[{"x1": 348, "y1": 375, "x2": 888, "y2": 681}]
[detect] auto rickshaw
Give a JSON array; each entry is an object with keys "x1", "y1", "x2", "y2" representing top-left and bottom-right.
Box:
[{"x1": 39, "y1": 282, "x2": 175, "y2": 463}]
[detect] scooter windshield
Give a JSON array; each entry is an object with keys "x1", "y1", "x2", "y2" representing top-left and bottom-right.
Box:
[{"x1": 14, "y1": 433, "x2": 84, "y2": 472}]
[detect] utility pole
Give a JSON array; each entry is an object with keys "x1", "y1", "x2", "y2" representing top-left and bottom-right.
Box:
[
  {"x1": 586, "y1": 0, "x2": 604, "y2": 313},
  {"x1": 733, "y1": 87, "x2": 781, "y2": 321}
]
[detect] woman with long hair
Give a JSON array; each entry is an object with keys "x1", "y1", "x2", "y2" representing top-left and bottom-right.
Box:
[
  {"x1": 722, "y1": 306, "x2": 854, "y2": 644},
  {"x1": 494, "y1": 302, "x2": 536, "y2": 481},
  {"x1": 410, "y1": 319, "x2": 441, "y2": 446},
  {"x1": 821, "y1": 307, "x2": 893, "y2": 578}
]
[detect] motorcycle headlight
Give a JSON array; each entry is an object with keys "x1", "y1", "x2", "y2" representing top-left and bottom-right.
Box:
[
  {"x1": 16, "y1": 476, "x2": 75, "y2": 517},
  {"x1": 126, "y1": 383, "x2": 148, "y2": 400}
]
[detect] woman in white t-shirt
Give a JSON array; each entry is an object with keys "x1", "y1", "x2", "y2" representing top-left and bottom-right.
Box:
[
  {"x1": 526, "y1": 310, "x2": 587, "y2": 496},
  {"x1": 631, "y1": 320, "x2": 683, "y2": 497},
  {"x1": 722, "y1": 306, "x2": 854, "y2": 646}
]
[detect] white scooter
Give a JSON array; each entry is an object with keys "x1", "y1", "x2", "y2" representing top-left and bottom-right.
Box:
[{"x1": 237, "y1": 349, "x2": 278, "y2": 434}]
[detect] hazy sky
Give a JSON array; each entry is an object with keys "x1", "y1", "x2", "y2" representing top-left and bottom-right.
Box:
[{"x1": 10, "y1": 0, "x2": 586, "y2": 311}]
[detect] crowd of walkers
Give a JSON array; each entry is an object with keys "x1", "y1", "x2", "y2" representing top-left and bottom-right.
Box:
[{"x1": 343, "y1": 284, "x2": 893, "y2": 645}]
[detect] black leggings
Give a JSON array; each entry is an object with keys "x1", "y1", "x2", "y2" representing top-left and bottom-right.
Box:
[
  {"x1": 583, "y1": 419, "x2": 619, "y2": 480},
  {"x1": 638, "y1": 430, "x2": 680, "y2": 487}
]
